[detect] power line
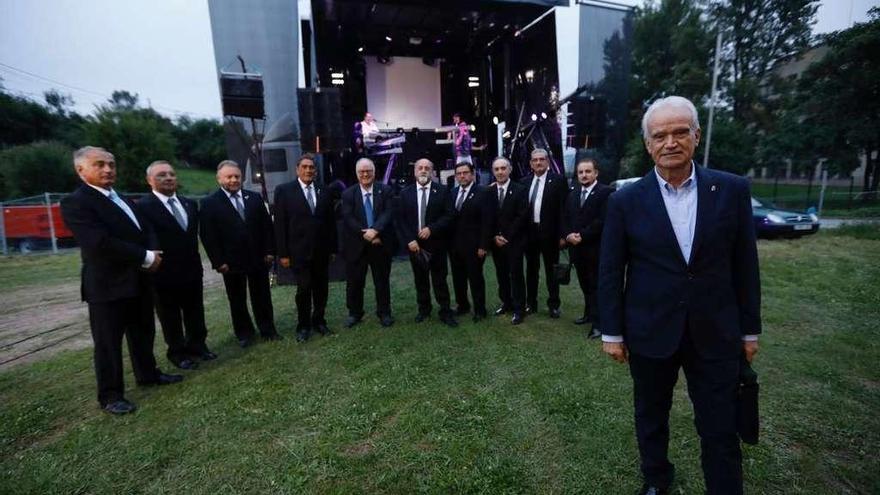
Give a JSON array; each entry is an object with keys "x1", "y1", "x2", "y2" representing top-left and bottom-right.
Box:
[{"x1": 0, "y1": 61, "x2": 219, "y2": 120}]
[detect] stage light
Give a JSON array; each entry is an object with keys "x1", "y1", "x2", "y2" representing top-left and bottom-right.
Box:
[
  {"x1": 468, "y1": 82, "x2": 479, "y2": 88},
  {"x1": 357, "y1": 46, "x2": 364, "y2": 53},
  {"x1": 409, "y1": 37, "x2": 423, "y2": 45},
  {"x1": 470, "y1": 125, "x2": 476, "y2": 132},
  {"x1": 541, "y1": 112, "x2": 547, "y2": 119},
  {"x1": 492, "y1": 116, "x2": 499, "y2": 125},
  {"x1": 385, "y1": 35, "x2": 392, "y2": 42},
  {"x1": 525, "y1": 69, "x2": 535, "y2": 82},
  {"x1": 331, "y1": 72, "x2": 344, "y2": 78},
  {"x1": 531, "y1": 113, "x2": 537, "y2": 121},
  {"x1": 502, "y1": 130, "x2": 511, "y2": 139},
  {"x1": 468, "y1": 76, "x2": 480, "y2": 82},
  {"x1": 331, "y1": 79, "x2": 344, "y2": 85}
]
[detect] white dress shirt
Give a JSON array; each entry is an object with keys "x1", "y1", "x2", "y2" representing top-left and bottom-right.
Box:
[{"x1": 529, "y1": 173, "x2": 547, "y2": 223}]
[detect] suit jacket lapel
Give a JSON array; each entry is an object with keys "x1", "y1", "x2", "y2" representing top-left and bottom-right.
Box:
[
  {"x1": 690, "y1": 166, "x2": 716, "y2": 265},
  {"x1": 641, "y1": 171, "x2": 688, "y2": 268}
]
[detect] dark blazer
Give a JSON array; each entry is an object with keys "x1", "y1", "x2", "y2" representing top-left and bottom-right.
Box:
[
  {"x1": 450, "y1": 184, "x2": 491, "y2": 255},
  {"x1": 394, "y1": 181, "x2": 454, "y2": 253},
  {"x1": 598, "y1": 167, "x2": 761, "y2": 360},
  {"x1": 199, "y1": 188, "x2": 274, "y2": 273},
  {"x1": 135, "y1": 193, "x2": 202, "y2": 286},
  {"x1": 561, "y1": 182, "x2": 613, "y2": 262},
  {"x1": 340, "y1": 182, "x2": 396, "y2": 261},
  {"x1": 60, "y1": 184, "x2": 153, "y2": 303},
  {"x1": 520, "y1": 172, "x2": 568, "y2": 241},
  {"x1": 487, "y1": 181, "x2": 530, "y2": 248},
  {"x1": 273, "y1": 180, "x2": 338, "y2": 269}
]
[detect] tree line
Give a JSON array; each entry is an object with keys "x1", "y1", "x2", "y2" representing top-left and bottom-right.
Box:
[{"x1": 0, "y1": 88, "x2": 225, "y2": 199}]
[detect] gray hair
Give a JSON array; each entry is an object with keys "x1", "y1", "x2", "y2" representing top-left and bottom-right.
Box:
[
  {"x1": 73, "y1": 146, "x2": 111, "y2": 167},
  {"x1": 216, "y1": 159, "x2": 240, "y2": 171},
  {"x1": 641, "y1": 96, "x2": 700, "y2": 139},
  {"x1": 491, "y1": 156, "x2": 511, "y2": 168},
  {"x1": 355, "y1": 157, "x2": 375, "y2": 171},
  {"x1": 145, "y1": 160, "x2": 172, "y2": 177},
  {"x1": 530, "y1": 148, "x2": 548, "y2": 159}
]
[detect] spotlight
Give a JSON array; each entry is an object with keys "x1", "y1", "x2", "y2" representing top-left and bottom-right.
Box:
[
  {"x1": 468, "y1": 76, "x2": 480, "y2": 82},
  {"x1": 525, "y1": 69, "x2": 535, "y2": 82},
  {"x1": 502, "y1": 130, "x2": 511, "y2": 139},
  {"x1": 541, "y1": 112, "x2": 547, "y2": 119},
  {"x1": 409, "y1": 37, "x2": 423, "y2": 45},
  {"x1": 331, "y1": 72, "x2": 344, "y2": 78},
  {"x1": 331, "y1": 79, "x2": 345, "y2": 85},
  {"x1": 470, "y1": 125, "x2": 476, "y2": 132},
  {"x1": 357, "y1": 46, "x2": 364, "y2": 53},
  {"x1": 531, "y1": 113, "x2": 537, "y2": 121},
  {"x1": 492, "y1": 116, "x2": 499, "y2": 125},
  {"x1": 468, "y1": 82, "x2": 479, "y2": 88},
  {"x1": 385, "y1": 35, "x2": 392, "y2": 42}
]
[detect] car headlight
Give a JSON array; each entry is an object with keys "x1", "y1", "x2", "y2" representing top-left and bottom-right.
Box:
[
  {"x1": 766, "y1": 213, "x2": 785, "y2": 224},
  {"x1": 809, "y1": 213, "x2": 818, "y2": 222}
]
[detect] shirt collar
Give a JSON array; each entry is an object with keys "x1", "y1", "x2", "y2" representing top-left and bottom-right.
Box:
[
  {"x1": 152, "y1": 190, "x2": 178, "y2": 203},
  {"x1": 222, "y1": 188, "x2": 241, "y2": 198},
  {"x1": 85, "y1": 183, "x2": 112, "y2": 197},
  {"x1": 581, "y1": 181, "x2": 597, "y2": 194},
  {"x1": 654, "y1": 162, "x2": 697, "y2": 192},
  {"x1": 298, "y1": 178, "x2": 314, "y2": 190},
  {"x1": 496, "y1": 179, "x2": 509, "y2": 189},
  {"x1": 360, "y1": 184, "x2": 374, "y2": 195}
]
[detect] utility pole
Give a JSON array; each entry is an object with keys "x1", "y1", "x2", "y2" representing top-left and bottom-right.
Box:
[{"x1": 703, "y1": 30, "x2": 723, "y2": 168}]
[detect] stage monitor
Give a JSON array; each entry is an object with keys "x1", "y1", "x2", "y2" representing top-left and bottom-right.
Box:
[{"x1": 365, "y1": 56, "x2": 441, "y2": 130}]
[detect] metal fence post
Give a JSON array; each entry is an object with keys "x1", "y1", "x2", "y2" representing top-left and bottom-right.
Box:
[
  {"x1": 817, "y1": 169, "x2": 828, "y2": 216},
  {"x1": 0, "y1": 202, "x2": 7, "y2": 256},
  {"x1": 848, "y1": 176, "x2": 855, "y2": 210},
  {"x1": 45, "y1": 192, "x2": 59, "y2": 254}
]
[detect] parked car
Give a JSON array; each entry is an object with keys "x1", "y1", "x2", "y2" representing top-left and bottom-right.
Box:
[{"x1": 751, "y1": 197, "x2": 819, "y2": 238}]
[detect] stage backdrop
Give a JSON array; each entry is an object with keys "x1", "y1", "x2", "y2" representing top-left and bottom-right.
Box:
[{"x1": 365, "y1": 56, "x2": 441, "y2": 130}]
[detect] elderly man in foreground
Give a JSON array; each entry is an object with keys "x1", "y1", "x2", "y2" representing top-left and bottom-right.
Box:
[{"x1": 598, "y1": 96, "x2": 761, "y2": 495}]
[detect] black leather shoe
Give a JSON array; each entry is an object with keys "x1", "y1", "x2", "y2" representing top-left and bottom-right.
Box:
[
  {"x1": 102, "y1": 399, "x2": 136, "y2": 415},
  {"x1": 415, "y1": 313, "x2": 430, "y2": 323},
  {"x1": 345, "y1": 316, "x2": 363, "y2": 329},
  {"x1": 296, "y1": 329, "x2": 311, "y2": 343},
  {"x1": 380, "y1": 315, "x2": 395, "y2": 327},
  {"x1": 549, "y1": 308, "x2": 561, "y2": 319},
  {"x1": 574, "y1": 315, "x2": 591, "y2": 325},
  {"x1": 637, "y1": 484, "x2": 669, "y2": 495},
  {"x1": 156, "y1": 372, "x2": 184, "y2": 385},
  {"x1": 493, "y1": 306, "x2": 510, "y2": 316},
  {"x1": 173, "y1": 358, "x2": 199, "y2": 370},
  {"x1": 198, "y1": 350, "x2": 218, "y2": 361},
  {"x1": 455, "y1": 306, "x2": 470, "y2": 316},
  {"x1": 472, "y1": 311, "x2": 487, "y2": 323},
  {"x1": 263, "y1": 332, "x2": 283, "y2": 341},
  {"x1": 440, "y1": 315, "x2": 459, "y2": 328},
  {"x1": 238, "y1": 338, "x2": 252, "y2": 348},
  {"x1": 315, "y1": 324, "x2": 333, "y2": 336},
  {"x1": 524, "y1": 305, "x2": 536, "y2": 315},
  {"x1": 587, "y1": 328, "x2": 602, "y2": 339},
  {"x1": 511, "y1": 313, "x2": 524, "y2": 325}
]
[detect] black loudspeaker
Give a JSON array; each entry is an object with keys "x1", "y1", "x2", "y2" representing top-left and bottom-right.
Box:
[
  {"x1": 298, "y1": 88, "x2": 346, "y2": 152},
  {"x1": 569, "y1": 96, "x2": 607, "y2": 149},
  {"x1": 220, "y1": 74, "x2": 265, "y2": 119}
]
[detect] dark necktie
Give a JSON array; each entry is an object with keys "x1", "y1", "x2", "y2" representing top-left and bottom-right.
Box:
[
  {"x1": 364, "y1": 192, "x2": 374, "y2": 228},
  {"x1": 306, "y1": 185, "x2": 316, "y2": 214},
  {"x1": 168, "y1": 197, "x2": 187, "y2": 230},
  {"x1": 456, "y1": 188, "x2": 467, "y2": 211},
  {"x1": 580, "y1": 187, "x2": 588, "y2": 207},
  {"x1": 419, "y1": 187, "x2": 428, "y2": 229},
  {"x1": 498, "y1": 186, "x2": 505, "y2": 207},
  {"x1": 232, "y1": 193, "x2": 245, "y2": 220}
]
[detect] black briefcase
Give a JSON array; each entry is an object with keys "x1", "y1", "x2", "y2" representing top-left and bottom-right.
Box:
[
  {"x1": 553, "y1": 251, "x2": 572, "y2": 285},
  {"x1": 737, "y1": 358, "x2": 760, "y2": 445}
]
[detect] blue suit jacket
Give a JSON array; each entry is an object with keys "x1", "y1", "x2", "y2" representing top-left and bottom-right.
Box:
[{"x1": 598, "y1": 166, "x2": 761, "y2": 359}]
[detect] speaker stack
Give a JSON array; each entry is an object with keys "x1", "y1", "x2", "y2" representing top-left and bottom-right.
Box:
[
  {"x1": 297, "y1": 88, "x2": 346, "y2": 152},
  {"x1": 219, "y1": 72, "x2": 265, "y2": 119}
]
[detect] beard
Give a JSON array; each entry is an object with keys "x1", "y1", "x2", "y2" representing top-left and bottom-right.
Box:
[{"x1": 416, "y1": 175, "x2": 431, "y2": 186}]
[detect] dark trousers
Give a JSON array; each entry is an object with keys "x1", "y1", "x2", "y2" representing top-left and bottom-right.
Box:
[
  {"x1": 292, "y1": 255, "x2": 330, "y2": 329},
  {"x1": 628, "y1": 332, "x2": 742, "y2": 494},
  {"x1": 221, "y1": 268, "x2": 276, "y2": 339},
  {"x1": 572, "y1": 248, "x2": 599, "y2": 326},
  {"x1": 524, "y1": 231, "x2": 561, "y2": 310},
  {"x1": 450, "y1": 248, "x2": 487, "y2": 315},
  {"x1": 491, "y1": 243, "x2": 525, "y2": 312},
  {"x1": 154, "y1": 278, "x2": 209, "y2": 363},
  {"x1": 87, "y1": 295, "x2": 159, "y2": 405},
  {"x1": 346, "y1": 245, "x2": 392, "y2": 318},
  {"x1": 409, "y1": 249, "x2": 452, "y2": 317}
]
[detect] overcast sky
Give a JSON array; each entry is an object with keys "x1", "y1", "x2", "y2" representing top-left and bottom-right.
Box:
[{"x1": 1, "y1": 0, "x2": 876, "y2": 120}]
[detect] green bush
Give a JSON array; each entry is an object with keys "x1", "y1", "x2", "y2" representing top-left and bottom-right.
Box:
[{"x1": 0, "y1": 141, "x2": 77, "y2": 200}]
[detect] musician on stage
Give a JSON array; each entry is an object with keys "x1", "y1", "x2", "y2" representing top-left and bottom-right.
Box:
[
  {"x1": 354, "y1": 112, "x2": 381, "y2": 155},
  {"x1": 452, "y1": 113, "x2": 472, "y2": 165}
]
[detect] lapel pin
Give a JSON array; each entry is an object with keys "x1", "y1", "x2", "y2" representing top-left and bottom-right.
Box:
[{"x1": 710, "y1": 185, "x2": 717, "y2": 192}]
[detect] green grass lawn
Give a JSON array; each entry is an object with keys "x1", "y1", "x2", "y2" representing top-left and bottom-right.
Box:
[
  {"x1": 175, "y1": 168, "x2": 219, "y2": 197},
  {"x1": 750, "y1": 182, "x2": 879, "y2": 218},
  {"x1": 1, "y1": 229, "x2": 878, "y2": 494}
]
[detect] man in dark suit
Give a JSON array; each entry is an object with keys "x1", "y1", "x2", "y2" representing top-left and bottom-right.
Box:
[
  {"x1": 486, "y1": 157, "x2": 530, "y2": 325},
  {"x1": 274, "y1": 154, "x2": 339, "y2": 342},
  {"x1": 340, "y1": 158, "x2": 395, "y2": 329},
  {"x1": 136, "y1": 161, "x2": 217, "y2": 369},
  {"x1": 561, "y1": 158, "x2": 613, "y2": 338},
  {"x1": 200, "y1": 160, "x2": 280, "y2": 348},
  {"x1": 449, "y1": 161, "x2": 491, "y2": 322},
  {"x1": 598, "y1": 96, "x2": 761, "y2": 495},
  {"x1": 520, "y1": 148, "x2": 568, "y2": 318},
  {"x1": 393, "y1": 158, "x2": 458, "y2": 327},
  {"x1": 60, "y1": 146, "x2": 182, "y2": 415}
]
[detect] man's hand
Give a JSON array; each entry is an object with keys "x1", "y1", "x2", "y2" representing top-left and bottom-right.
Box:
[
  {"x1": 566, "y1": 233, "x2": 582, "y2": 245},
  {"x1": 558, "y1": 238, "x2": 567, "y2": 249},
  {"x1": 216, "y1": 263, "x2": 230, "y2": 274},
  {"x1": 370, "y1": 237, "x2": 382, "y2": 245},
  {"x1": 362, "y1": 228, "x2": 379, "y2": 242},
  {"x1": 494, "y1": 235, "x2": 508, "y2": 247},
  {"x1": 743, "y1": 340, "x2": 759, "y2": 363},
  {"x1": 265, "y1": 255, "x2": 274, "y2": 266},
  {"x1": 603, "y1": 342, "x2": 629, "y2": 364},
  {"x1": 477, "y1": 248, "x2": 487, "y2": 259},
  {"x1": 407, "y1": 240, "x2": 420, "y2": 253},
  {"x1": 418, "y1": 227, "x2": 432, "y2": 240},
  {"x1": 147, "y1": 251, "x2": 163, "y2": 272},
  {"x1": 279, "y1": 257, "x2": 291, "y2": 269}
]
